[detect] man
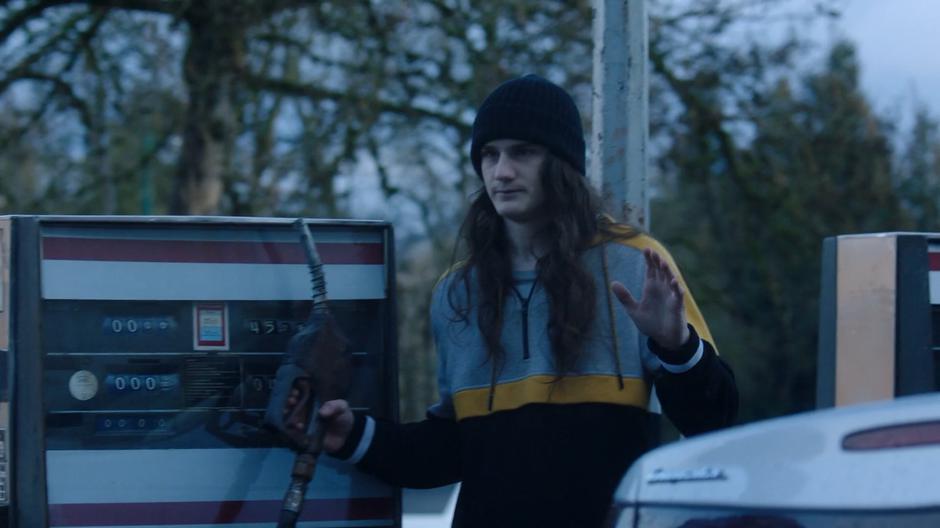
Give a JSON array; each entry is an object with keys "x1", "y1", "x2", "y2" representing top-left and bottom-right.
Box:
[{"x1": 308, "y1": 74, "x2": 737, "y2": 527}]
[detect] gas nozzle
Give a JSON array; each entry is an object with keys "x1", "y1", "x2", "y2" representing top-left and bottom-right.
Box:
[
  {"x1": 264, "y1": 220, "x2": 350, "y2": 444},
  {"x1": 264, "y1": 220, "x2": 352, "y2": 527},
  {"x1": 263, "y1": 309, "x2": 349, "y2": 444}
]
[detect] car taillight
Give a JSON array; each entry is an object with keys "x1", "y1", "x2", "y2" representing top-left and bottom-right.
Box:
[{"x1": 842, "y1": 420, "x2": 940, "y2": 450}]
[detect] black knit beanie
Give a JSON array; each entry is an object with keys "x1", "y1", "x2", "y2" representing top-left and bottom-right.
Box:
[{"x1": 470, "y1": 74, "x2": 585, "y2": 177}]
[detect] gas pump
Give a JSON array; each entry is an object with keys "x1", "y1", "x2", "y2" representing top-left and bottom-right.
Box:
[
  {"x1": 817, "y1": 232, "x2": 940, "y2": 408},
  {"x1": 0, "y1": 215, "x2": 400, "y2": 528}
]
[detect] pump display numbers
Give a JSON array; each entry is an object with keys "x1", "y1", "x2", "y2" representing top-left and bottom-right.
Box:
[
  {"x1": 44, "y1": 300, "x2": 319, "y2": 354},
  {"x1": 105, "y1": 316, "x2": 299, "y2": 337},
  {"x1": 248, "y1": 375, "x2": 275, "y2": 393},
  {"x1": 246, "y1": 319, "x2": 300, "y2": 335},
  {"x1": 95, "y1": 414, "x2": 174, "y2": 436},
  {"x1": 104, "y1": 316, "x2": 175, "y2": 335},
  {"x1": 105, "y1": 373, "x2": 179, "y2": 394}
]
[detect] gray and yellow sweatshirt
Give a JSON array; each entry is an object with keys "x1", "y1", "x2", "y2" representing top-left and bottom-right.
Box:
[{"x1": 336, "y1": 233, "x2": 738, "y2": 527}]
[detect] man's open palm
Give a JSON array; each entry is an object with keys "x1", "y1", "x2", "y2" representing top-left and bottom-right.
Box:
[{"x1": 611, "y1": 248, "x2": 690, "y2": 350}]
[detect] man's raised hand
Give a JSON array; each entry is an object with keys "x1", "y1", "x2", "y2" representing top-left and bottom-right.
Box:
[{"x1": 610, "y1": 248, "x2": 690, "y2": 350}]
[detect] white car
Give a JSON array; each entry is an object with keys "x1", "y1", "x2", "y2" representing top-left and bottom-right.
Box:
[{"x1": 607, "y1": 393, "x2": 940, "y2": 527}]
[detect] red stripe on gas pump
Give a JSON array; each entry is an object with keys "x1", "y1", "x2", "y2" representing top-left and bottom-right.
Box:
[
  {"x1": 42, "y1": 237, "x2": 384, "y2": 265},
  {"x1": 930, "y1": 252, "x2": 940, "y2": 271},
  {"x1": 48, "y1": 497, "x2": 395, "y2": 526}
]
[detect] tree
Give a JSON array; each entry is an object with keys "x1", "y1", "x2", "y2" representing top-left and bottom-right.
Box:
[
  {"x1": 1, "y1": 0, "x2": 597, "y2": 419},
  {"x1": 896, "y1": 107, "x2": 940, "y2": 230},
  {"x1": 653, "y1": 41, "x2": 919, "y2": 421},
  {"x1": 1, "y1": 0, "x2": 597, "y2": 216},
  {"x1": 4, "y1": 0, "x2": 938, "y2": 423}
]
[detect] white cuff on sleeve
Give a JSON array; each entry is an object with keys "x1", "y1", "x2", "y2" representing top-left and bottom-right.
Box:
[
  {"x1": 347, "y1": 416, "x2": 376, "y2": 464},
  {"x1": 660, "y1": 338, "x2": 704, "y2": 374}
]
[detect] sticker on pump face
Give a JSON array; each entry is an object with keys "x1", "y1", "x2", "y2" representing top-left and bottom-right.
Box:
[
  {"x1": 193, "y1": 303, "x2": 229, "y2": 350},
  {"x1": 69, "y1": 370, "x2": 99, "y2": 401}
]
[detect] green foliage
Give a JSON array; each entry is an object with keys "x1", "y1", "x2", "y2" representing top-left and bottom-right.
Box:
[
  {"x1": 896, "y1": 108, "x2": 940, "y2": 230},
  {"x1": 653, "y1": 40, "x2": 931, "y2": 421}
]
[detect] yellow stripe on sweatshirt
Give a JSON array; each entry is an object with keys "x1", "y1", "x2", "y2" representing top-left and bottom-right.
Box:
[{"x1": 453, "y1": 374, "x2": 650, "y2": 420}]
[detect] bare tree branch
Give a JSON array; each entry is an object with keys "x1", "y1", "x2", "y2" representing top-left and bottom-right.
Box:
[
  {"x1": 12, "y1": 72, "x2": 93, "y2": 130},
  {"x1": 1, "y1": 0, "x2": 179, "y2": 44},
  {"x1": 0, "y1": 10, "x2": 89, "y2": 92},
  {"x1": 242, "y1": 72, "x2": 469, "y2": 131},
  {"x1": 649, "y1": 43, "x2": 760, "y2": 204}
]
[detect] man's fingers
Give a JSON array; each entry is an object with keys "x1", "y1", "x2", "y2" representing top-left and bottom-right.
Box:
[
  {"x1": 318, "y1": 400, "x2": 339, "y2": 418},
  {"x1": 647, "y1": 248, "x2": 671, "y2": 284},
  {"x1": 319, "y1": 399, "x2": 349, "y2": 420},
  {"x1": 651, "y1": 249, "x2": 671, "y2": 279},
  {"x1": 643, "y1": 249, "x2": 657, "y2": 281},
  {"x1": 291, "y1": 399, "x2": 348, "y2": 432},
  {"x1": 646, "y1": 249, "x2": 682, "y2": 292},
  {"x1": 611, "y1": 281, "x2": 638, "y2": 311},
  {"x1": 283, "y1": 388, "x2": 299, "y2": 412},
  {"x1": 318, "y1": 399, "x2": 355, "y2": 454},
  {"x1": 670, "y1": 277, "x2": 684, "y2": 299}
]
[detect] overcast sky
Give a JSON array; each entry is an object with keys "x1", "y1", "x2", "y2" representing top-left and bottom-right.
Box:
[{"x1": 835, "y1": 0, "x2": 940, "y2": 120}]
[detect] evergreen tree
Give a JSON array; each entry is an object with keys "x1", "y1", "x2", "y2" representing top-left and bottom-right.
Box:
[{"x1": 655, "y1": 41, "x2": 916, "y2": 421}]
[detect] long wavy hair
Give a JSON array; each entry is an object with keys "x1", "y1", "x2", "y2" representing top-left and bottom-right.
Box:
[{"x1": 448, "y1": 153, "x2": 629, "y2": 377}]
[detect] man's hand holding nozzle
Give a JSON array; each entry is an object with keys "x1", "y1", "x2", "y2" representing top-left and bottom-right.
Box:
[{"x1": 284, "y1": 388, "x2": 354, "y2": 454}]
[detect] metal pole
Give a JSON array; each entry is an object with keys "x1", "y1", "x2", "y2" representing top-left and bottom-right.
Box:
[
  {"x1": 592, "y1": 0, "x2": 661, "y2": 426},
  {"x1": 591, "y1": 0, "x2": 649, "y2": 229}
]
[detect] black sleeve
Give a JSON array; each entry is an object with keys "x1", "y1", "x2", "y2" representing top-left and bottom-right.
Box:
[
  {"x1": 650, "y1": 325, "x2": 739, "y2": 437},
  {"x1": 333, "y1": 411, "x2": 462, "y2": 489}
]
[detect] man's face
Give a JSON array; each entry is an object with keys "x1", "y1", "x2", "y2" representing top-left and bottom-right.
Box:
[{"x1": 480, "y1": 139, "x2": 548, "y2": 224}]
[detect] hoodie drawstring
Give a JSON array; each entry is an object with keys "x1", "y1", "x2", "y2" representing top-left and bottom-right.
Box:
[
  {"x1": 486, "y1": 285, "x2": 505, "y2": 411},
  {"x1": 602, "y1": 246, "x2": 625, "y2": 390}
]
